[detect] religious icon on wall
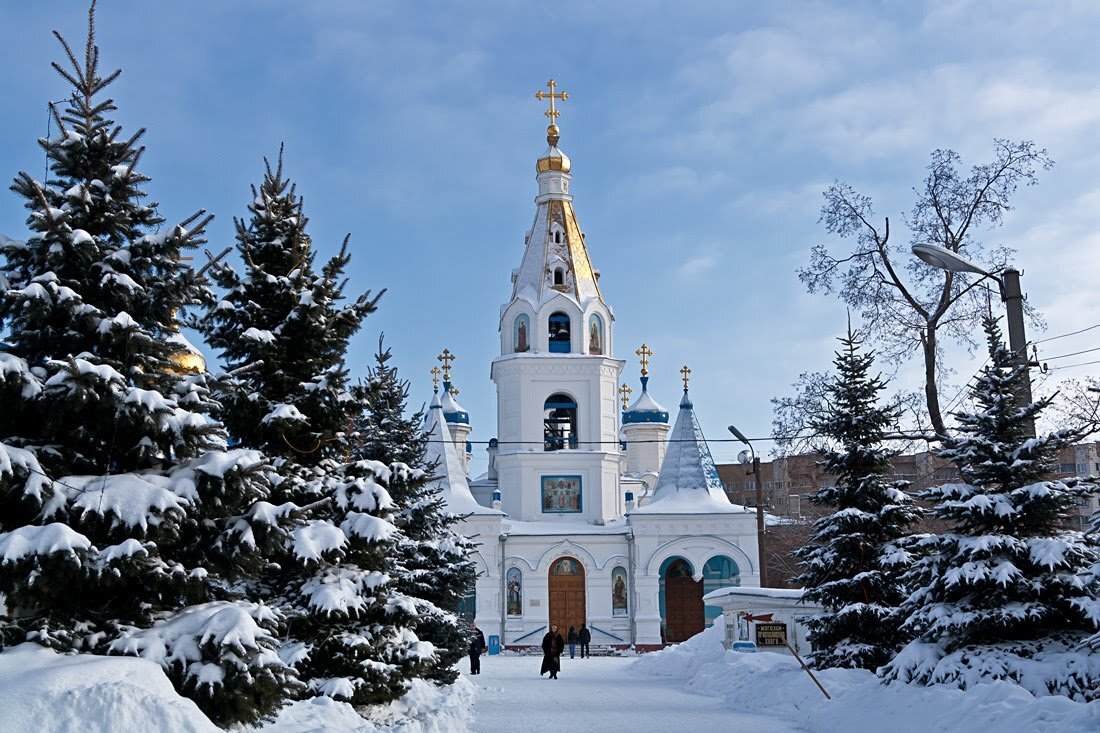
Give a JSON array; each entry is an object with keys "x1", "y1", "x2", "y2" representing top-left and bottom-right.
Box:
[
  {"x1": 550, "y1": 557, "x2": 582, "y2": 575},
  {"x1": 514, "y1": 314, "x2": 530, "y2": 353},
  {"x1": 541, "y1": 475, "x2": 582, "y2": 513},
  {"x1": 506, "y1": 567, "x2": 523, "y2": 616},
  {"x1": 611, "y1": 566, "x2": 628, "y2": 617},
  {"x1": 588, "y1": 314, "x2": 602, "y2": 355}
]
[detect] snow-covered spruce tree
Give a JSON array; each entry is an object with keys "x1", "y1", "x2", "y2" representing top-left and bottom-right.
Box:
[
  {"x1": 793, "y1": 326, "x2": 921, "y2": 670},
  {"x1": 354, "y1": 342, "x2": 478, "y2": 684},
  {"x1": 0, "y1": 6, "x2": 297, "y2": 727},
  {"x1": 881, "y1": 317, "x2": 1100, "y2": 700},
  {"x1": 202, "y1": 152, "x2": 424, "y2": 705}
]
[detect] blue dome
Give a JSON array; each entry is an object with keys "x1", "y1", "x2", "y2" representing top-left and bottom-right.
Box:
[
  {"x1": 622, "y1": 376, "x2": 669, "y2": 424},
  {"x1": 441, "y1": 382, "x2": 470, "y2": 425}
]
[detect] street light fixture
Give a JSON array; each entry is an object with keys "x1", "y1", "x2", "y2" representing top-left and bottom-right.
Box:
[
  {"x1": 728, "y1": 424, "x2": 768, "y2": 587},
  {"x1": 911, "y1": 243, "x2": 1034, "y2": 436}
]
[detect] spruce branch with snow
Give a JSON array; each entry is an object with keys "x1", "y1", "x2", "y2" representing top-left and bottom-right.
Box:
[
  {"x1": 793, "y1": 326, "x2": 922, "y2": 670},
  {"x1": 0, "y1": 5, "x2": 297, "y2": 726},
  {"x1": 881, "y1": 317, "x2": 1100, "y2": 700},
  {"x1": 200, "y1": 151, "x2": 422, "y2": 706},
  {"x1": 354, "y1": 341, "x2": 478, "y2": 685}
]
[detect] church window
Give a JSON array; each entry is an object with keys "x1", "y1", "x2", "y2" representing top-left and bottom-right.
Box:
[
  {"x1": 548, "y1": 311, "x2": 571, "y2": 353},
  {"x1": 544, "y1": 393, "x2": 578, "y2": 450},
  {"x1": 702, "y1": 555, "x2": 740, "y2": 628},
  {"x1": 553, "y1": 267, "x2": 564, "y2": 286},
  {"x1": 588, "y1": 314, "x2": 603, "y2": 355},
  {"x1": 458, "y1": 589, "x2": 476, "y2": 622},
  {"x1": 554, "y1": 230, "x2": 562, "y2": 244}
]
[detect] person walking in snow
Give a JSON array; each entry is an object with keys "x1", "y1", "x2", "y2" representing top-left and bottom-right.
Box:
[
  {"x1": 540, "y1": 625, "x2": 565, "y2": 679},
  {"x1": 578, "y1": 623, "x2": 591, "y2": 658},
  {"x1": 469, "y1": 622, "x2": 486, "y2": 675},
  {"x1": 567, "y1": 625, "x2": 578, "y2": 659}
]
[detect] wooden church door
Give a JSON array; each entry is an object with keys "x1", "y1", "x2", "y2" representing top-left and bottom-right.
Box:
[
  {"x1": 663, "y1": 559, "x2": 704, "y2": 643},
  {"x1": 548, "y1": 557, "x2": 586, "y2": 634}
]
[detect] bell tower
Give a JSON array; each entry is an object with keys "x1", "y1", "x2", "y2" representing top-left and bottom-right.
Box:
[{"x1": 491, "y1": 80, "x2": 625, "y2": 523}]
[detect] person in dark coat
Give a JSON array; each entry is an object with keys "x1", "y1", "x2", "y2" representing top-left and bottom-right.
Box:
[
  {"x1": 540, "y1": 624, "x2": 565, "y2": 679},
  {"x1": 578, "y1": 623, "x2": 591, "y2": 658},
  {"x1": 567, "y1": 625, "x2": 578, "y2": 659},
  {"x1": 469, "y1": 622, "x2": 486, "y2": 675}
]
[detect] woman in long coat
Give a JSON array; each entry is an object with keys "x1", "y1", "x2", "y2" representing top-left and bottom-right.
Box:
[{"x1": 540, "y1": 624, "x2": 565, "y2": 679}]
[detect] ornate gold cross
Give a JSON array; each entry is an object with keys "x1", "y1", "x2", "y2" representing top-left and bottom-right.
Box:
[
  {"x1": 430, "y1": 366, "x2": 440, "y2": 391},
  {"x1": 636, "y1": 343, "x2": 653, "y2": 377},
  {"x1": 680, "y1": 365, "x2": 692, "y2": 390},
  {"x1": 619, "y1": 383, "x2": 633, "y2": 410},
  {"x1": 437, "y1": 348, "x2": 455, "y2": 380},
  {"x1": 536, "y1": 79, "x2": 569, "y2": 126}
]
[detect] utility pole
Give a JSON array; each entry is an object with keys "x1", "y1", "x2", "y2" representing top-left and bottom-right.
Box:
[
  {"x1": 729, "y1": 425, "x2": 768, "y2": 588},
  {"x1": 1002, "y1": 268, "x2": 1036, "y2": 437}
]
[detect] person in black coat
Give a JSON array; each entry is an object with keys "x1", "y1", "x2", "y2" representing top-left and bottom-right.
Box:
[
  {"x1": 540, "y1": 624, "x2": 565, "y2": 679},
  {"x1": 469, "y1": 622, "x2": 486, "y2": 675},
  {"x1": 567, "y1": 625, "x2": 578, "y2": 659},
  {"x1": 578, "y1": 623, "x2": 591, "y2": 658}
]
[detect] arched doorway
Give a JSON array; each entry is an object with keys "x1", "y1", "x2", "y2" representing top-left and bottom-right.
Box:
[
  {"x1": 702, "y1": 555, "x2": 740, "y2": 628},
  {"x1": 548, "y1": 557, "x2": 586, "y2": 634},
  {"x1": 660, "y1": 557, "x2": 704, "y2": 643}
]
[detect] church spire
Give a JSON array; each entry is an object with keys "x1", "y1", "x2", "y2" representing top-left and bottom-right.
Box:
[{"x1": 508, "y1": 79, "x2": 604, "y2": 310}]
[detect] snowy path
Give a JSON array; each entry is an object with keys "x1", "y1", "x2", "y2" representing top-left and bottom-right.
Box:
[{"x1": 464, "y1": 655, "x2": 806, "y2": 733}]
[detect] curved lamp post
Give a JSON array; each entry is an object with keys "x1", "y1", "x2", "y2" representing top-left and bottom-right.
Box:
[
  {"x1": 728, "y1": 424, "x2": 768, "y2": 587},
  {"x1": 911, "y1": 243, "x2": 1034, "y2": 436}
]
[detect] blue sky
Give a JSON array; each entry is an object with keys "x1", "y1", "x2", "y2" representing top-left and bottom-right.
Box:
[{"x1": 3, "y1": 2, "x2": 1100, "y2": 470}]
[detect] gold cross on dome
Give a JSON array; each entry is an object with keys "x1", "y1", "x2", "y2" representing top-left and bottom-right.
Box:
[
  {"x1": 636, "y1": 343, "x2": 653, "y2": 377},
  {"x1": 619, "y1": 383, "x2": 633, "y2": 411},
  {"x1": 430, "y1": 366, "x2": 440, "y2": 391},
  {"x1": 437, "y1": 348, "x2": 455, "y2": 380},
  {"x1": 680, "y1": 365, "x2": 692, "y2": 390},
  {"x1": 536, "y1": 79, "x2": 569, "y2": 125},
  {"x1": 451, "y1": 385, "x2": 460, "y2": 396}
]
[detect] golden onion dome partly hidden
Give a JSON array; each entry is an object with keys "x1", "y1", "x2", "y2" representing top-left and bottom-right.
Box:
[
  {"x1": 536, "y1": 124, "x2": 571, "y2": 173},
  {"x1": 167, "y1": 332, "x2": 206, "y2": 375}
]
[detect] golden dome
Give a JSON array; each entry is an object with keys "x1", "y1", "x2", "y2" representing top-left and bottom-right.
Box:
[
  {"x1": 537, "y1": 147, "x2": 571, "y2": 173},
  {"x1": 169, "y1": 348, "x2": 206, "y2": 375}
]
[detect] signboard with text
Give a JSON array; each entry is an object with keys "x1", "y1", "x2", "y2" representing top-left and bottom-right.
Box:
[{"x1": 754, "y1": 622, "x2": 788, "y2": 647}]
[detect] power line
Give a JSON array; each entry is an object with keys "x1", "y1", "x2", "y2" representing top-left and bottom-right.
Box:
[
  {"x1": 1041, "y1": 345, "x2": 1100, "y2": 361},
  {"x1": 1047, "y1": 358, "x2": 1100, "y2": 372},
  {"x1": 1032, "y1": 323, "x2": 1100, "y2": 345}
]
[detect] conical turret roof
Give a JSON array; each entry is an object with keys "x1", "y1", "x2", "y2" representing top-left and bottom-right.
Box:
[
  {"x1": 632, "y1": 389, "x2": 744, "y2": 514},
  {"x1": 424, "y1": 393, "x2": 500, "y2": 516}
]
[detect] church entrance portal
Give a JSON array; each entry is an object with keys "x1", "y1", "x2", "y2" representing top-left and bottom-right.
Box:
[
  {"x1": 661, "y1": 558, "x2": 704, "y2": 643},
  {"x1": 548, "y1": 557, "x2": 586, "y2": 634}
]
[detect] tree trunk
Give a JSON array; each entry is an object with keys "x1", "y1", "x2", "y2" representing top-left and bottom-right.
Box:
[{"x1": 922, "y1": 328, "x2": 948, "y2": 438}]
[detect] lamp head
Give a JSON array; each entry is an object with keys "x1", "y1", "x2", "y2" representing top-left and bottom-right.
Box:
[
  {"x1": 727, "y1": 425, "x2": 749, "y2": 444},
  {"x1": 912, "y1": 243, "x2": 990, "y2": 276}
]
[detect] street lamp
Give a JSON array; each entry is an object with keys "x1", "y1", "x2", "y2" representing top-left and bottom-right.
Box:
[
  {"x1": 911, "y1": 243, "x2": 1034, "y2": 436},
  {"x1": 728, "y1": 424, "x2": 768, "y2": 587}
]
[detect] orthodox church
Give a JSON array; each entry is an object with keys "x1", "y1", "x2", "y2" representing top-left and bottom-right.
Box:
[{"x1": 423, "y1": 81, "x2": 761, "y2": 649}]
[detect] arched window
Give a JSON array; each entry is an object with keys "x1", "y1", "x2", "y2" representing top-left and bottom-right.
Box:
[
  {"x1": 588, "y1": 314, "x2": 603, "y2": 355},
  {"x1": 554, "y1": 230, "x2": 562, "y2": 244},
  {"x1": 544, "y1": 393, "x2": 578, "y2": 450},
  {"x1": 702, "y1": 555, "x2": 741, "y2": 628},
  {"x1": 553, "y1": 268, "x2": 564, "y2": 286},
  {"x1": 548, "y1": 311, "x2": 571, "y2": 353}
]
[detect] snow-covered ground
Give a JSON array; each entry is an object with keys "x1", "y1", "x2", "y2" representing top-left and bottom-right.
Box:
[
  {"x1": 465, "y1": 652, "x2": 802, "y2": 733},
  {"x1": 3, "y1": 626, "x2": 1097, "y2": 732}
]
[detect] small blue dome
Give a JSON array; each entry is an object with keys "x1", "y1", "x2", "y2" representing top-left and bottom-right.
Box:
[
  {"x1": 441, "y1": 382, "x2": 470, "y2": 425},
  {"x1": 622, "y1": 376, "x2": 669, "y2": 424}
]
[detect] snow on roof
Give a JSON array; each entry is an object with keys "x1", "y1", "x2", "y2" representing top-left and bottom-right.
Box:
[
  {"x1": 632, "y1": 390, "x2": 745, "y2": 515},
  {"x1": 424, "y1": 396, "x2": 501, "y2": 516},
  {"x1": 702, "y1": 586, "x2": 806, "y2": 602},
  {"x1": 623, "y1": 377, "x2": 669, "y2": 424},
  {"x1": 440, "y1": 384, "x2": 469, "y2": 424}
]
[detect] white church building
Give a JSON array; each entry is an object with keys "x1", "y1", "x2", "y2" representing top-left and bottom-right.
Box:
[{"x1": 423, "y1": 83, "x2": 761, "y2": 650}]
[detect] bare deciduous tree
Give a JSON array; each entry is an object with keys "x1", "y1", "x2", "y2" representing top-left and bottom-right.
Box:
[{"x1": 799, "y1": 140, "x2": 1051, "y2": 437}]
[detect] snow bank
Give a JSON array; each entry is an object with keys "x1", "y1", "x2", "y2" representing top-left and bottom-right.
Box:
[
  {"x1": 0, "y1": 643, "x2": 217, "y2": 733},
  {"x1": 258, "y1": 676, "x2": 476, "y2": 733},
  {"x1": 633, "y1": 618, "x2": 1100, "y2": 733}
]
